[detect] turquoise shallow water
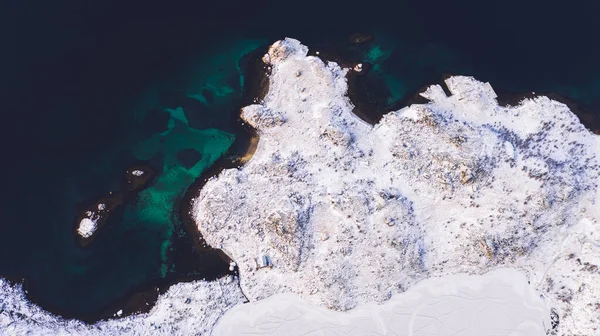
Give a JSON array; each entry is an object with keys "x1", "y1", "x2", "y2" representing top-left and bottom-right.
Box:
[{"x1": 0, "y1": 38, "x2": 266, "y2": 320}]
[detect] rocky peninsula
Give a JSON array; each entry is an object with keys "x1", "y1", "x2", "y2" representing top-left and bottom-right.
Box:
[
  {"x1": 2, "y1": 38, "x2": 599, "y2": 336},
  {"x1": 194, "y1": 38, "x2": 600, "y2": 335}
]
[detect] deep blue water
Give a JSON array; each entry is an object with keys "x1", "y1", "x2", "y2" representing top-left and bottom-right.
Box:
[{"x1": 2, "y1": 0, "x2": 599, "y2": 321}]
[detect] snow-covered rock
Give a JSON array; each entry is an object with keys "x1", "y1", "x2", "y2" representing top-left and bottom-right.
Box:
[
  {"x1": 131, "y1": 170, "x2": 144, "y2": 177},
  {"x1": 193, "y1": 38, "x2": 600, "y2": 335},
  {"x1": 77, "y1": 217, "x2": 98, "y2": 238}
]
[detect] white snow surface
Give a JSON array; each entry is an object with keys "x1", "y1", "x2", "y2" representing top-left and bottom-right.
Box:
[
  {"x1": 77, "y1": 217, "x2": 98, "y2": 238},
  {"x1": 0, "y1": 276, "x2": 245, "y2": 335},
  {"x1": 194, "y1": 38, "x2": 600, "y2": 335},
  {"x1": 214, "y1": 268, "x2": 550, "y2": 336},
  {"x1": 2, "y1": 38, "x2": 600, "y2": 336},
  {"x1": 131, "y1": 170, "x2": 144, "y2": 176}
]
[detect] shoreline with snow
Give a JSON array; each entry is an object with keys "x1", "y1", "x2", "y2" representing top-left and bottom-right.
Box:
[
  {"x1": 194, "y1": 38, "x2": 600, "y2": 335},
  {"x1": 2, "y1": 38, "x2": 600, "y2": 335}
]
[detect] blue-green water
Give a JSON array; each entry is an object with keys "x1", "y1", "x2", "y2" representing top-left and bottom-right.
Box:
[
  {"x1": 0, "y1": 37, "x2": 266, "y2": 320},
  {"x1": 3, "y1": 0, "x2": 600, "y2": 321}
]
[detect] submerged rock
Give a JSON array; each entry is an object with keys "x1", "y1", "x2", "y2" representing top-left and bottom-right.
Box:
[
  {"x1": 176, "y1": 148, "x2": 204, "y2": 169},
  {"x1": 348, "y1": 33, "x2": 373, "y2": 44}
]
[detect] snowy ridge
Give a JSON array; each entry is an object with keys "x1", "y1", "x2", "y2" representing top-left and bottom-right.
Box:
[{"x1": 194, "y1": 38, "x2": 600, "y2": 335}]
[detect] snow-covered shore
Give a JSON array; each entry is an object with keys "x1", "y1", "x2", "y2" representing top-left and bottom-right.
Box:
[
  {"x1": 2, "y1": 38, "x2": 600, "y2": 335},
  {"x1": 194, "y1": 38, "x2": 600, "y2": 335},
  {"x1": 0, "y1": 276, "x2": 245, "y2": 335}
]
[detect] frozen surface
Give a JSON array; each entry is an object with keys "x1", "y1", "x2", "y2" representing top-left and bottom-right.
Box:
[
  {"x1": 214, "y1": 268, "x2": 550, "y2": 336},
  {"x1": 2, "y1": 38, "x2": 600, "y2": 335}
]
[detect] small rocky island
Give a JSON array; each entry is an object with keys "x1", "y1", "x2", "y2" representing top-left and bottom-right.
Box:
[
  {"x1": 2, "y1": 39, "x2": 599, "y2": 336},
  {"x1": 75, "y1": 165, "x2": 154, "y2": 247}
]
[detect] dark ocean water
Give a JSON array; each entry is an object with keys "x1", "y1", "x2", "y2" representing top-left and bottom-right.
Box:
[{"x1": 2, "y1": 0, "x2": 599, "y2": 322}]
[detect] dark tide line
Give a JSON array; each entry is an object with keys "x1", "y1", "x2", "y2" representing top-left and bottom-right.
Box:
[
  {"x1": 5, "y1": 45, "x2": 270, "y2": 325},
  {"x1": 70, "y1": 45, "x2": 269, "y2": 324},
  {"x1": 13, "y1": 37, "x2": 599, "y2": 326},
  {"x1": 305, "y1": 34, "x2": 386, "y2": 125},
  {"x1": 311, "y1": 36, "x2": 600, "y2": 135},
  {"x1": 437, "y1": 73, "x2": 600, "y2": 134},
  {"x1": 14, "y1": 160, "x2": 160, "y2": 324},
  {"x1": 92, "y1": 43, "x2": 600, "y2": 326},
  {"x1": 436, "y1": 73, "x2": 600, "y2": 135},
  {"x1": 92, "y1": 39, "x2": 600, "y2": 325},
  {"x1": 306, "y1": 34, "x2": 448, "y2": 126},
  {"x1": 99, "y1": 45, "x2": 597, "y2": 325},
  {"x1": 352, "y1": 62, "x2": 600, "y2": 136},
  {"x1": 401, "y1": 74, "x2": 600, "y2": 135},
  {"x1": 15, "y1": 165, "x2": 164, "y2": 324},
  {"x1": 176, "y1": 45, "x2": 270, "y2": 304},
  {"x1": 177, "y1": 45, "x2": 269, "y2": 262},
  {"x1": 495, "y1": 89, "x2": 600, "y2": 135}
]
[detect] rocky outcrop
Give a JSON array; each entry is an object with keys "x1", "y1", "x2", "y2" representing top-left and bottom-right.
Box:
[{"x1": 194, "y1": 39, "x2": 600, "y2": 335}]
